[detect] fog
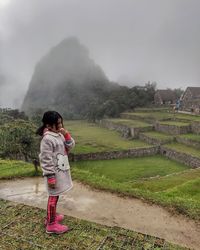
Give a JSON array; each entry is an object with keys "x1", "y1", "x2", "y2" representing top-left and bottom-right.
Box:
[{"x1": 0, "y1": 0, "x2": 200, "y2": 108}]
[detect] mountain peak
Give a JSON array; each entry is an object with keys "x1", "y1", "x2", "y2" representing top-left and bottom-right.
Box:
[{"x1": 21, "y1": 37, "x2": 113, "y2": 117}]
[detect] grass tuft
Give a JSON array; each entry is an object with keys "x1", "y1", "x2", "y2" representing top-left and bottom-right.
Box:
[{"x1": 0, "y1": 199, "x2": 187, "y2": 250}]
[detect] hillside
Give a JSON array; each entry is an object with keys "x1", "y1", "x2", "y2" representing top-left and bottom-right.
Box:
[{"x1": 21, "y1": 37, "x2": 118, "y2": 118}]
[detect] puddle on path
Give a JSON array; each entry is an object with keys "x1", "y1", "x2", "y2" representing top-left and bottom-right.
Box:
[{"x1": 0, "y1": 177, "x2": 199, "y2": 250}]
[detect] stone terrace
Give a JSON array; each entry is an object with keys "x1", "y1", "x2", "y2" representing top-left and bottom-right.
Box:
[{"x1": 95, "y1": 110, "x2": 200, "y2": 168}]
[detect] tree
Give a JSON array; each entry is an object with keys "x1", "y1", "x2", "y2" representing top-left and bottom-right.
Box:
[
  {"x1": 0, "y1": 120, "x2": 40, "y2": 164},
  {"x1": 174, "y1": 88, "x2": 184, "y2": 99}
]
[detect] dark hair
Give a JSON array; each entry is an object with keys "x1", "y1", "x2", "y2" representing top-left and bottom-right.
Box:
[{"x1": 36, "y1": 111, "x2": 63, "y2": 136}]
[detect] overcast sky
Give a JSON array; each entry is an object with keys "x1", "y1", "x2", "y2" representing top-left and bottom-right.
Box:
[{"x1": 0, "y1": 0, "x2": 200, "y2": 108}]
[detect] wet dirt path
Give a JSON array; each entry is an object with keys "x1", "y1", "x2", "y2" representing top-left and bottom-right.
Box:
[{"x1": 0, "y1": 177, "x2": 199, "y2": 250}]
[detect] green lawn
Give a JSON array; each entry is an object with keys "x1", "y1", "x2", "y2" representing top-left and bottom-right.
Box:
[
  {"x1": 0, "y1": 160, "x2": 41, "y2": 179},
  {"x1": 0, "y1": 199, "x2": 186, "y2": 250},
  {"x1": 65, "y1": 120, "x2": 151, "y2": 154},
  {"x1": 175, "y1": 113, "x2": 200, "y2": 122},
  {"x1": 105, "y1": 118, "x2": 152, "y2": 127},
  {"x1": 122, "y1": 112, "x2": 173, "y2": 121},
  {"x1": 130, "y1": 168, "x2": 200, "y2": 192},
  {"x1": 71, "y1": 155, "x2": 200, "y2": 220},
  {"x1": 134, "y1": 107, "x2": 169, "y2": 112},
  {"x1": 142, "y1": 131, "x2": 174, "y2": 141},
  {"x1": 72, "y1": 155, "x2": 188, "y2": 182},
  {"x1": 122, "y1": 111, "x2": 200, "y2": 122},
  {"x1": 159, "y1": 121, "x2": 190, "y2": 126}
]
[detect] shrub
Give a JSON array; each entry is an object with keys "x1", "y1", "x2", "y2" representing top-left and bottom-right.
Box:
[{"x1": 0, "y1": 119, "x2": 40, "y2": 163}]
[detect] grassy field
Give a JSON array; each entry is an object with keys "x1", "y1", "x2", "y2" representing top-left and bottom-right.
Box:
[
  {"x1": 122, "y1": 111, "x2": 200, "y2": 122},
  {"x1": 71, "y1": 155, "x2": 200, "y2": 220},
  {"x1": 174, "y1": 113, "x2": 200, "y2": 122},
  {"x1": 134, "y1": 107, "x2": 169, "y2": 112},
  {"x1": 122, "y1": 112, "x2": 176, "y2": 121},
  {"x1": 158, "y1": 121, "x2": 190, "y2": 126},
  {"x1": 0, "y1": 199, "x2": 186, "y2": 250},
  {"x1": 72, "y1": 155, "x2": 189, "y2": 182},
  {"x1": 0, "y1": 160, "x2": 41, "y2": 179},
  {"x1": 65, "y1": 120, "x2": 151, "y2": 154},
  {"x1": 105, "y1": 118, "x2": 152, "y2": 127}
]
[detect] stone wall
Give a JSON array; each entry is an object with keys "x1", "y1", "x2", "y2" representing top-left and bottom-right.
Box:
[
  {"x1": 99, "y1": 119, "x2": 153, "y2": 138},
  {"x1": 154, "y1": 122, "x2": 191, "y2": 135},
  {"x1": 99, "y1": 119, "x2": 130, "y2": 138},
  {"x1": 72, "y1": 146, "x2": 159, "y2": 161},
  {"x1": 139, "y1": 133, "x2": 174, "y2": 145},
  {"x1": 191, "y1": 121, "x2": 200, "y2": 134},
  {"x1": 160, "y1": 146, "x2": 200, "y2": 168},
  {"x1": 176, "y1": 137, "x2": 200, "y2": 149},
  {"x1": 70, "y1": 144, "x2": 200, "y2": 168},
  {"x1": 130, "y1": 126, "x2": 153, "y2": 138}
]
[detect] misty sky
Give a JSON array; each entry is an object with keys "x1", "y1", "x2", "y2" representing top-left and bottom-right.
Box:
[{"x1": 0, "y1": 0, "x2": 200, "y2": 108}]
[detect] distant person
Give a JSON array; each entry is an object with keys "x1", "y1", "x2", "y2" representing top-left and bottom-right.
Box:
[
  {"x1": 175, "y1": 99, "x2": 180, "y2": 112},
  {"x1": 36, "y1": 111, "x2": 75, "y2": 234}
]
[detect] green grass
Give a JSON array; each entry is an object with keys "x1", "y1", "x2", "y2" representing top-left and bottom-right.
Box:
[
  {"x1": 153, "y1": 178, "x2": 200, "y2": 219},
  {"x1": 0, "y1": 160, "x2": 41, "y2": 179},
  {"x1": 72, "y1": 155, "x2": 188, "y2": 182},
  {"x1": 159, "y1": 121, "x2": 190, "y2": 126},
  {"x1": 122, "y1": 111, "x2": 200, "y2": 122},
  {"x1": 65, "y1": 120, "x2": 151, "y2": 154},
  {"x1": 0, "y1": 199, "x2": 186, "y2": 250},
  {"x1": 142, "y1": 131, "x2": 174, "y2": 140},
  {"x1": 165, "y1": 142, "x2": 200, "y2": 158},
  {"x1": 106, "y1": 118, "x2": 152, "y2": 127},
  {"x1": 174, "y1": 113, "x2": 200, "y2": 122},
  {"x1": 130, "y1": 168, "x2": 200, "y2": 192},
  {"x1": 71, "y1": 156, "x2": 200, "y2": 220},
  {"x1": 134, "y1": 107, "x2": 169, "y2": 112},
  {"x1": 122, "y1": 112, "x2": 175, "y2": 121}
]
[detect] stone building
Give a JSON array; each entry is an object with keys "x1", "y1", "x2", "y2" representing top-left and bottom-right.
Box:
[
  {"x1": 154, "y1": 89, "x2": 177, "y2": 105},
  {"x1": 181, "y1": 87, "x2": 200, "y2": 113}
]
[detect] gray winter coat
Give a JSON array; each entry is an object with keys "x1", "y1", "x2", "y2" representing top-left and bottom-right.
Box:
[{"x1": 39, "y1": 131, "x2": 75, "y2": 196}]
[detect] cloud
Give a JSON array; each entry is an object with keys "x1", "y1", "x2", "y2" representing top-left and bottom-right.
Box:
[{"x1": 0, "y1": 0, "x2": 200, "y2": 108}]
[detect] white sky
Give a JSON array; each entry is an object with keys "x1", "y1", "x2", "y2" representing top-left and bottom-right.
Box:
[{"x1": 0, "y1": 0, "x2": 200, "y2": 108}]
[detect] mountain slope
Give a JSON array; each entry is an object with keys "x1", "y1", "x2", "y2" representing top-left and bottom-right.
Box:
[{"x1": 22, "y1": 37, "x2": 117, "y2": 118}]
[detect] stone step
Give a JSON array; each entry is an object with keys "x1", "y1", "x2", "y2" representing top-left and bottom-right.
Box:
[
  {"x1": 139, "y1": 131, "x2": 174, "y2": 145},
  {"x1": 160, "y1": 143, "x2": 200, "y2": 168},
  {"x1": 73, "y1": 146, "x2": 159, "y2": 161},
  {"x1": 176, "y1": 134, "x2": 200, "y2": 149},
  {"x1": 191, "y1": 121, "x2": 200, "y2": 134},
  {"x1": 154, "y1": 121, "x2": 191, "y2": 135},
  {"x1": 99, "y1": 118, "x2": 153, "y2": 138}
]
